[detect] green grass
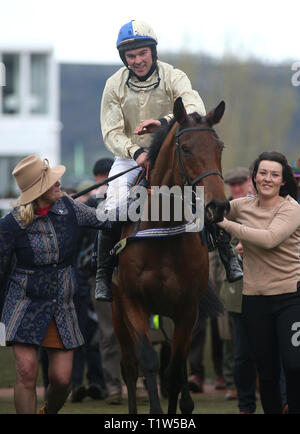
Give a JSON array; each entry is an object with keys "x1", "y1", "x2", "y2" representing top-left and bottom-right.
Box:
[
  {"x1": 0, "y1": 345, "x2": 263, "y2": 414},
  {"x1": 0, "y1": 347, "x2": 16, "y2": 388},
  {"x1": 0, "y1": 393, "x2": 263, "y2": 414},
  {"x1": 0, "y1": 346, "x2": 44, "y2": 388}
]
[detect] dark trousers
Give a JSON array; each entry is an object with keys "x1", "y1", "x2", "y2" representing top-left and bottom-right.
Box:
[
  {"x1": 231, "y1": 312, "x2": 257, "y2": 413},
  {"x1": 188, "y1": 315, "x2": 206, "y2": 379},
  {"x1": 72, "y1": 345, "x2": 105, "y2": 389},
  {"x1": 73, "y1": 294, "x2": 105, "y2": 389},
  {"x1": 189, "y1": 314, "x2": 223, "y2": 380},
  {"x1": 242, "y1": 288, "x2": 300, "y2": 414},
  {"x1": 210, "y1": 317, "x2": 223, "y2": 378}
]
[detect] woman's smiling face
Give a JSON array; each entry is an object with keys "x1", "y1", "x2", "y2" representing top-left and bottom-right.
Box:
[{"x1": 254, "y1": 160, "x2": 284, "y2": 199}]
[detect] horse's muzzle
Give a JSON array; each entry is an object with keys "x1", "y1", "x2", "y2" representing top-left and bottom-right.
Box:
[{"x1": 204, "y1": 199, "x2": 230, "y2": 223}]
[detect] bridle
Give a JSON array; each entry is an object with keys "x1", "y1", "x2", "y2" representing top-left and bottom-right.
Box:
[{"x1": 175, "y1": 126, "x2": 223, "y2": 186}]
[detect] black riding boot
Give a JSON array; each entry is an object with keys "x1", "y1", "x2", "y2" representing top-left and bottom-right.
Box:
[
  {"x1": 95, "y1": 225, "x2": 121, "y2": 302},
  {"x1": 206, "y1": 224, "x2": 243, "y2": 283},
  {"x1": 217, "y1": 228, "x2": 243, "y2": 283}
]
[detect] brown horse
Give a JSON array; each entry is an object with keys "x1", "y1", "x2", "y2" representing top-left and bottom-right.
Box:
[{"x1": 112, "y1": 97, "x2": 229, "y2": 414}]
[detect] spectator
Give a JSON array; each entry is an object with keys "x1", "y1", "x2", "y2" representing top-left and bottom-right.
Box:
[
  {"x1": 87, "y1": 158, "x2": 123, "y2": 405},
  {"x1": 70, "y1": 183, "x2": 106, "y2": 402},
  {"x1": 220, "y1": 166, "x2": 257, "y2": 412},
  {"x1": 0, "y1": 155, "x2": 106, "y2": 413},
  {"x1": 217, "y1": 151, "x2": 300, "y2": 414}
]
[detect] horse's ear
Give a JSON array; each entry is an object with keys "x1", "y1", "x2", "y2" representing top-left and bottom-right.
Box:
[
  {"x1": 173, "y1": 97, "x2": 188, "y2": 124},
  {"x1": 206, "y1": 101, "x2": 226, "y2": 126}
]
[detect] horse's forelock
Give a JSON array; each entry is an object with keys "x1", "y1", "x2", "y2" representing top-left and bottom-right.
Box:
[
  {"x1": 147, "y1": 112, "x2": 205, "y2": 169},
  {"x1": 190, "y1": 112, "x2": 203, "y2": 124}
]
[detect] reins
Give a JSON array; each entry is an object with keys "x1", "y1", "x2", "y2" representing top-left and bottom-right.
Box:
[{"x1": 72, "y1": 165, "x2": 140, "y2": 200}]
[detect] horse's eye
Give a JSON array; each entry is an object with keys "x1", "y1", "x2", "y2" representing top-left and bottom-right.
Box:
[{"x1": 181, "y1": 145, "x2": 191, "y2": 155}]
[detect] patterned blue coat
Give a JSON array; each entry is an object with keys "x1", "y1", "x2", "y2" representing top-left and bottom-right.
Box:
[{"x1": 0, "y1": 195, "x2": 104, "y2": 349}]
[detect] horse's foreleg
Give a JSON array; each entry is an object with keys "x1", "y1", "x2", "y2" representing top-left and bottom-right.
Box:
[
  {"x1": 120, "y1": 355, "x2": 139, "y2": 414},
  {"x1": 167, "y1": 319, "x2": 195, "y2": 414},
  {"x1": 166, "y1": 349, "x2": 182, "y2": 414},
  {"x1": 167, "y1": 354, "x2": 194, "y2": 414},
  {"x1": 137, "y1": 334, "x2": 164, "y2": 414},
  {"x1": 112, "y1": 297, "x2": 138, "y2": 414},
  {"x1": 179, "y1": 362, "x2": 194, "y2": 414}
]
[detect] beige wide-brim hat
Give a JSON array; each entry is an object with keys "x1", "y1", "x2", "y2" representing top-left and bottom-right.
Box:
[{"x1": 12, "y1": 155, "x2": 66, "y2": 206}]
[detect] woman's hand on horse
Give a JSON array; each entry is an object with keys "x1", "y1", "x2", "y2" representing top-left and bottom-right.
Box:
[
  {"x1": 134, "y1": 119, "x2": 161, "y2": 135},
  {"x1": 216, "y1": 217, "x2": 228, "y2": 228},
  {"x1": 135, "y1": 151, "x2": 150, "y2": 169}
]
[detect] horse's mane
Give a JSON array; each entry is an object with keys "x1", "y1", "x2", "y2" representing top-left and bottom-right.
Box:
[
  {"x1": 147, "y1": 118, "x2": 176, "y2": 169},
  {"x1": 147, "y1": 112, "x2": 203, "y2": 169}
]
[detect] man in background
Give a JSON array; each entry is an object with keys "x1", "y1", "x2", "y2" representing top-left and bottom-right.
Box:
[
  {"x1": 220, "y1": 167, "x2": 257, "y2": 412},
  {"x1": 87, "y1": 158, "x2": 123, "y2": 405}
]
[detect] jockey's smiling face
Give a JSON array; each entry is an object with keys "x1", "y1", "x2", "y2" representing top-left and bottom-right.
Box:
[{"x1": 125, "y1": 47, "x2": 153, "y2": 77}]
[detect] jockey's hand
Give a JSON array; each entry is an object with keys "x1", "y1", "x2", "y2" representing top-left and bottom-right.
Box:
[
  {"x1": 135, "y1": 151, "x2": 149, "y2": 169},
  {"x1": 134, "y1": 119, "x2": 161, "y2": 135}
]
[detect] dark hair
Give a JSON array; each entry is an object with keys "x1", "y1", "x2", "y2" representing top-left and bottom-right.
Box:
[
  {"x1": 251, "y1": 151, "x2": 298, "y2": 200},
  {"x1": 147, "y1": 118, "x2": 176, "y2": 169},
  {"x1": 93, "y1": 158, "x2": 113, "y2": 176}
]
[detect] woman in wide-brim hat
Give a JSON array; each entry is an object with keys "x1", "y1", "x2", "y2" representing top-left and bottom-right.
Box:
[
  {"x1": 13, "y1": 154, "x2": 66, "y2": 206},
  {"x1": 0, "y1": 154, "x2": 105, "y2": 414}
]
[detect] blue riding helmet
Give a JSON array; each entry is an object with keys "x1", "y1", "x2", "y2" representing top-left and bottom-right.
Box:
[{"x1": 117, "y1": 20, "x2": 158, "y2": 67}]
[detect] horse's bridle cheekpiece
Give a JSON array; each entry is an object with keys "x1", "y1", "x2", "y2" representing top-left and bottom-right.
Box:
[{"x1": 175, "y1": 126, "x2": 223, "y2": 186}]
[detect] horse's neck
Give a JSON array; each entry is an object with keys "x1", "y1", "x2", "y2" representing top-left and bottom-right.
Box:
[{"x1": 143, "y1": 124, "x2": 185, "y2": 228}]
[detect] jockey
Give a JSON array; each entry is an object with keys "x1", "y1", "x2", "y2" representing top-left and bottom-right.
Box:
[{"x1": 95, "y1": 19, "x2": 243, "y2": 302}]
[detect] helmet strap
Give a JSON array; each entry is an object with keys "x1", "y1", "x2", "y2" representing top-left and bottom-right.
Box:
[{"x1": 126, "y1": 65, "x2": 160, "y2": 89}]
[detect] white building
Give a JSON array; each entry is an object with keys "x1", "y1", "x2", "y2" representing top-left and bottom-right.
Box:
[{"x1": 0, "y1": 44, "x2": 61, "y2": 214}]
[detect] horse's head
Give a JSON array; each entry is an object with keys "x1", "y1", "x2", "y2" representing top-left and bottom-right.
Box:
[{"x1": 173, "y1": 97, "x2": 229, "y2": 223}]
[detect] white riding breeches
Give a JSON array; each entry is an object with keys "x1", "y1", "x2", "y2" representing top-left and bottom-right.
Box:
[{"x1": 98, "y1": 157, "x2": 142, "y2": 221}]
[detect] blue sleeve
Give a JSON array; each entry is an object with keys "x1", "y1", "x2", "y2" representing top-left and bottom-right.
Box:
[{"x1": 65, "y1": 195, "x2": 107, "y2": 229}]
